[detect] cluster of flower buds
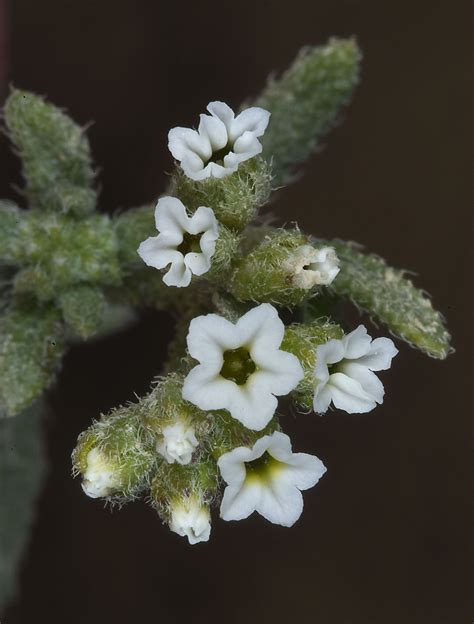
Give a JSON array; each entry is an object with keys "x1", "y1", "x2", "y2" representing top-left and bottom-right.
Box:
[{"x1": 73, "y1": 99, "x2": 400, "y2": 544}]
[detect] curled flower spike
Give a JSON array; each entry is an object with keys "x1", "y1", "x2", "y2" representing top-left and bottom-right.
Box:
[
  {"x1": 287, "y1": 245, "x2": 340, "y2": 289},
  {"x1": 168, "y1": 101, "x2": 270, "y2": 181},
  {"x1": 218, "y1": 431, "x2": 326, "y2": 527},
  {"x1": 182, "y1": 304, "x2": 304, "y2": 431},
  {"x1": 137, "y1": 196, "x2": 218, "y2": 287},
  {"x1": 156, "y1": 421, "x2": 198, "y2": 465},
  {"x1": 169, "y1": 496, "x2": 211, "y2": 545},
  {"x1": 313, "y1": 325, "x2": 398, "y2": 414},
  {"x1": 81, "y1": 448, "x2": 121, "y2": 499}
]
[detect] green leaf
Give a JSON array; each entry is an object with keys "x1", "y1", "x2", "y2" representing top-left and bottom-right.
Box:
[
  {"x1": 325, "y1": 240, "x2": 452, "y2": 359},
  {"x1": 4, "y1": 89, "x2": 97, "y2": 216},
  {"x1": 0, "y1": 400, "x2": 47, "y2": 609},
  {"x1": 58, "y1": 285, "x2": 107, "y2": 338},
  {"x1": 255, "y1": 38, "x2": 361, "y2": 186},
  {"x1": 0, "y1": 302, "x2": 65, "y2": 416}
]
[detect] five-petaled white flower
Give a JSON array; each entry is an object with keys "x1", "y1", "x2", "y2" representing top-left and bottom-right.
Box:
[
  {"x1": 287, "y1": 245, "x2": 340, "y2": 289},
  {"x1": 168, "y1": 101, "x2": 270, "y2": 181},
  {"x1": 182, "y1": 304, "x2": 304, "y2": 431},
  {"x1": 81, "y1": 448, "x2": 121, "y2": 499},
  {"x1": 169, "y1": 496, "x2": 211, "y2": 545},
  {"x1": 218, "y1": 431, "x2": 326, "y2": 527},
  {"x1": 156, "y1": 421, "x2": 198, "y2": 465},
  {"x1": 313, "y1": 325, "x2": 398, "y2": 414},
  {"x1": 137, "y1": 196, "x2": 219, "y2": 288}
]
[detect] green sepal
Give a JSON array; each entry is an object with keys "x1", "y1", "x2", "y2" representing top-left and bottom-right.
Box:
[
  {"x1": 325, "y1": 239, "x2": 452, "y2": 359},
  {"x1": 0, "y1": 302, "x2": 65, "y2": 416},
  {"x1": 256, "y1": 37, "x2": 361, "y2": 185},
  {"x1": 4, "y1": 89, "x2": 97, "y2": 216},
  {"x1": 170, "y1": 157, "x2": 272, "y2": 231}
]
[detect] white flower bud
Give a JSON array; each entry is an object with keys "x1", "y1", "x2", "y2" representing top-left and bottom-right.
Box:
[
  {"x1": 156, "y1": 421, "x2": 198, "y2": 465},
  {"x1": 81, "y1": 448, "x2": 122, "y2": 499},
  {"x1": 169, "y1": 496, "x2": 211, "y2": 545},
  {"x1": 285, "y1": 245, "x2": 340, "y2": 289}
]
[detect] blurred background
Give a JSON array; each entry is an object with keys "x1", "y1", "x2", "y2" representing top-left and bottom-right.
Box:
[{"x1": 0, "y1": 1, "x2": 471, "y2": 623}]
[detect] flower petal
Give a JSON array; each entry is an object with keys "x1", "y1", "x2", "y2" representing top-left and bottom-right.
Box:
[
  {"x1": 339, "y1": 363, "x2": 385, "y2": 404},
  {"x1": 230, "y1": 107, "x2": 270, "y2": 141},
  {"x1": 207, "y1": 101, "x2": 235, "y2": 131},
  {"x1": 328, "y1": 372, "x2": 377, "y2": 413},
  {"x1": 356, "y1": 337, "x2": 398, "y2": 371},
  {"x1": 342, "y1": 325, "x2": 372, "y2": 360},
  {"x1": 284, "y1": 453, "x2": 327, "y2": 490},
  {"x1": 220, "y1": 482, "x2": 261, "y2": 522},
  {"x1": 237, "y1": 304, "x2": 284, "y2": 353},
  {"x1": 186, "y1": 313, "x2": 240, "y2": 362},
  {"x1": 137, "y1": 237, "x2": 181, "y2": 269},
  {"x1": 313, "y1": 381, "x2": 333, "y2": 414},
  {"x1": 198, "y1": 113, "x2": 228, "y2": 151},
  {"x1": 168, "y1": 126, "x2": 211, "y2": 162},
  {"x1": 256, "y1": 478, "x2": 304, "y2": 527},
  {"x1": 163, "y1": 259, "x2": 191, "y2": 287},
  {"x1": 154, "y1": 196, "x2": 189, "y2": 232}
]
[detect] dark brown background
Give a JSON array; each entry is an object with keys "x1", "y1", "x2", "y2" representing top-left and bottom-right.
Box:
[{"x1": 0, "y1": 1, "x2": 471, "y2": 623}]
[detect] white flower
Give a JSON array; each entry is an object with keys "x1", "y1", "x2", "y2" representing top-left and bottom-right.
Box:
[
  {"x1": 313, "y1": 325, "x2": 399, "y2": 414},
  {"x1": 168, "y1": 101, "x2": 270, "y2": 181},
  {"x1": 137, "y1": 196, "x2": 218, "y2": 288},
  {"x1": 218, "y1": 431, "x2": 326, "y2": 527},
  {"x1": 156, "y1": 421, "x2": 198, "y2": 465},
  {"x1": 169, "y1": 496, "x2": 211, "y2": 545},
  {"x1": 81, "y1": 448, "x2": 121, "y2": 499},
  {"x1": 286, "y1": 245, "x2": 340, "y2": 289},
  {"x1": 182, "y1": 304, "x2": 303, "y2": 431}
]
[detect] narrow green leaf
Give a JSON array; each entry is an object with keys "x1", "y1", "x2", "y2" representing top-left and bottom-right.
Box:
[
  {"x1": 0, "y1": 401, "x2": 47, "y2": 608},
  {"x1": 325, "y1": 240, "x2": 452, "y2": 359},
  {"x1": 0, "y1": 302, "x2": 65, "y2": 416},
  {"x1": 255, "y1": 37, "x2": 361, "y2": 185},
  {"x1": 4, "y1": 89, "x2": 97, "y2": 216}
]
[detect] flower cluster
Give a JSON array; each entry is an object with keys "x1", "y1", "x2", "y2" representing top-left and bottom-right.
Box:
[{"x1": 71, "y1": 92, "x2": 440, "y2": 549}]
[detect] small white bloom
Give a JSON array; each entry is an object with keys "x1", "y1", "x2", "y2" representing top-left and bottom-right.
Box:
[
  {"x1": 182, "y1": 304, "x2": 303, "y2": 431},
  {"x1": 156, "y1": 421, "x2": 198, "y2": 465},
  {"x1": 137, "y1": 196, "x2": 218, "y2": 288},
  {"x1": 168, "y1": 101, "x2": 270, "y2": 181},
  {"x1": 286, "y1": 245, "x2": 340, "y2": 289},
  {"x1": 169, "y1": 496, "x2": 211, "y2": 545},
  {"x1": 81, "y1": 448, "x2": 121, "y2": 499},
  {"x1": 218, "y1": 431, "x2": 326, "y2": 527},
  {"x1": 313, "y1": 325, "x2": 399, "y2": 414}
]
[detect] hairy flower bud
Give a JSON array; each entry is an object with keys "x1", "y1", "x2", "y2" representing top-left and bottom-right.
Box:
[
  {"x1": 229, "y1": 229, "x2": 336, "y2": 307},
  {"x1": 72, "y1": 407, "x2": 157, "y2": 501}
]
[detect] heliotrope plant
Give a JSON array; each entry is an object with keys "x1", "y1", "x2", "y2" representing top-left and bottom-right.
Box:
[{"x1": 0, "y1": 38, "x2": 452, "y2": 562}]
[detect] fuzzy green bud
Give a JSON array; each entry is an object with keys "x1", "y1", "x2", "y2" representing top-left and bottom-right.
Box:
[
  {"x1": 229, "y1": 229, "x2": 335, "y2": 307},
  {"x1": 256, "y1": 38, "x2": 361, "y2": 185},
  {"x1": 170, "y1": 157, "x2": 272, "y2": 231},
  {"x1": 139, "y1": 375, "x2": 208, "y2": 460},
  {"x1": 151, "y1": 461, "x2": 217, "y2": 543},
  {"x1": 72, "y1": 406, "x2": 157, "y2": 501},
  {"x1": 11, "y1": 211, "x2": 121, "y2": 301},
  {"x1": 0, "y1": 302, "x2": 64, "y2": 416},
  {"x1": 325, "y1": 239, "x2": 452, "y2": 359},
  {"x1": 58, "y1": 285, "x2": 106, "y2": 338},
  {"x1": 282, "y1": 320, "x2": 344, "y2": 410},
  {"x1": 4, "y1": 89, "x2": 97, "y2": 216}
]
